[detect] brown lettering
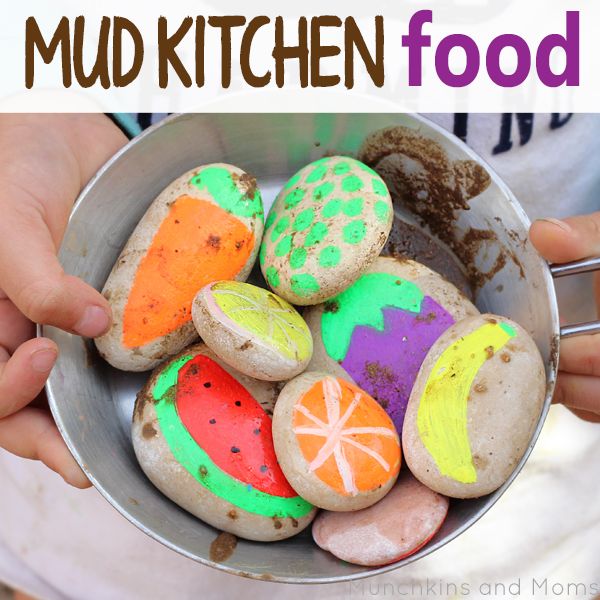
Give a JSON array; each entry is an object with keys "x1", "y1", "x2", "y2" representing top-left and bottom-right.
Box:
[
  {"x1": 345, "y1": 16, "x2": 385, "y2": 89},
  {"x1": 158, "y1": 16, "x2": 193, "y2": 88},
  {"x1": 208, "y1": 16, "x2": 246, "y2": 88},
  {"x1": 310, "y1": 16, "x2": 342, "y2": 87},
  {"x1": 240, "y1": 16, "x2": 271, "y2": 87},
  {"x1": 195, "y1": 17, "x2": 206, "y2": 87},
  {"x1": 72, "y1": 16, "x2": 110, "y2": 89},
  {"x1": 25, "y1": 16, "x2": 72, "y2": 89},
  {"x1": 113, "y1": 17, "x2": 143, "y2": 87},
  {"x1": 273, "y1": 16, "x2": 309, "y2": 88}
]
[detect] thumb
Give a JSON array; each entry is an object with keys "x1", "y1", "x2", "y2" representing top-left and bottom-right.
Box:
[
  {"x1": 530, "y1": 214, "x2": 600, "y2": 264},
  {"x1": 0, "y1": 203, "x2": 111, "y2": 337}
]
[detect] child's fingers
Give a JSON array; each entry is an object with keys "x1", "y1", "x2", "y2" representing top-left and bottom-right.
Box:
[
  {"x1": 529, "y1": 213, "x2": 600, "y2": 264},
  {"x1": 0, "y1": 338, "x2": 57, "y2": 419},
  {"x1": 567, "y1": 407, "x2": 600, "y2": 423},
  {"x1": 558, "y1": 333, "x2": 600, "y2": 376},
  {"x1": 0, "y1": 200, "x2": 111, "y2": 338},
  {"x1": 0, "y1": 294, "x2": 35, "y2": 353},
  {"x1": 553, "y1": 372, "x2": 600, "y2": 416},
  {"x1": 0, "y1": 406, "x2": 91, "y2": 488}
]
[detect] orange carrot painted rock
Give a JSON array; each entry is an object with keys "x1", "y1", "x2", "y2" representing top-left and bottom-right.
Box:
[
  {"x1": 95, "y1": 164, "x2": 264, "y2": 372},
  {"x1": 273, "y1": 372, "x2": 401, "y2": 511}
]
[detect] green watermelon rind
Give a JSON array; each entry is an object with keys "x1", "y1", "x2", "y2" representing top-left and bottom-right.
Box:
[{"x1": 151, "y1": 355, "x2": 314, "y2": 519}]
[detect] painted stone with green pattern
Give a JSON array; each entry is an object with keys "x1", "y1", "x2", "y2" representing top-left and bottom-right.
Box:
[
  {"x1": 132, "y1": 343, "x2": 317, "y2": 542},
  {"x1": 260, "y1": 156, "x2": 393, "y2": 305}
]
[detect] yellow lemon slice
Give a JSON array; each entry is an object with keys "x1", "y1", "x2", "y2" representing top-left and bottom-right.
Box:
[{"x1": 209, "y1": 281, "x2": 313, "y2": 362}]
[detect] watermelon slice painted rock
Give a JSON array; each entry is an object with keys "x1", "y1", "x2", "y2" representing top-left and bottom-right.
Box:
[
  {"x1": 304, "y1": 257, "x2": 479, "y2": 435},
  {"x1": 132, "y1": 344, "x2": 316, "y2": 542}
]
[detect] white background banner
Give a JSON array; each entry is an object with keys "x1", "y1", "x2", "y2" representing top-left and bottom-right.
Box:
[{"x1": 1, "y1": 0, "x2": 597, "y2": 112}]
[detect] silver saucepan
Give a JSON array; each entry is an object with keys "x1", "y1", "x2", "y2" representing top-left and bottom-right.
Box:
[{"x1": 43, "y1": 113, "x2": 600, "y2": 583}]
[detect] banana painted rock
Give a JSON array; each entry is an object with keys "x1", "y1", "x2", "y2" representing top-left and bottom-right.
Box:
[{"x1": 402, "y1": 314, "x2": 546, "y2": 498}]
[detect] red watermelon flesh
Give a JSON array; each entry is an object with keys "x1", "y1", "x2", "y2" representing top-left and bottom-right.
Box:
[{"x1": 175, "y1": 355, "x2": 296, "y2": 498}]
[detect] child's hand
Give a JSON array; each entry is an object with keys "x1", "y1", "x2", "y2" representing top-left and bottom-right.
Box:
[
  {"x1": 530, "y1": 216, "x2": 600, "y2": 423},
  {"x1": 0, "y1": 114, "x2": 127, "y2": 486}
]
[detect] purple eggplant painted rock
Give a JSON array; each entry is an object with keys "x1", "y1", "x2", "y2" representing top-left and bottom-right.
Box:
[{"x1": 305, "y1": 257, "x2": 479, "y2": 434}]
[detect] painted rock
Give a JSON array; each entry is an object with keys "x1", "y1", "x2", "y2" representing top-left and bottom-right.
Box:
[
  {"x1": 132, "y1": 344, "x2": 316, "y2": 541},
  {"x1": 403, "y1": 314, "x2": 546, "y2": 499},
  {"x1": 312, "y1": 471, "x2": 449, "y2": 566},
  {"x1": 96, "y1": 164, "x2": 264, "y2": 372},
  {"x1": 192, "y1": 281, "x2": 313, "y2": 381},
  {"x1": 272, "y1": 372, "x2": 401, "y2": 511},
  {"x1": 304, "y1": 257, "x2": 479, "y2": 434},
  {"x1": 260, "y1": 156, "x2": 393, "y2": 305}
]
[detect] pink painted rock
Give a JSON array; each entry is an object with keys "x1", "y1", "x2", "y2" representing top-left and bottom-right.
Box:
[{"x1": 312, "y1": 472, "x2": 449, "y2": 566}]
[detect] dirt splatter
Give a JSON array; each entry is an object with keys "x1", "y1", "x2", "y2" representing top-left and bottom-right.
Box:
[
  {"x1": 323, "y1": 300, "x2": 340, "y2": 314},
  {"x1": 134, "y1": 391, "x2": 148, "y2": 422},
  {"x1": 382, "y1": 218, "x2": 473, "y2": 299},
  {"x1": 207, "y1": 235, "x2": 221, "y2": 250},
  {"x1": 364, "y1": 362, "x2": 400, "y2": 409},
  {"x1": 227, "y1": 510, "x2": 238, "y2": 520},
  {"x1": 485, "y1": 346, "x2": 494, "y2": 360},
  {"x1": 239, "y1": 173, "x2": 258, "y2": 200},
  {"x1": 358, "y1": 125, "x2": 525, "y2": 290},
  {"x1": 272, "y1": 518, "x2": 283, "y2": 530},
  {"x1": 142, "y1": 422, "x2": 157, "y2": 439},
  {"x1": 209, "y1": 532, "x2": 238, "y2": 562},
  {"x1": 416, "y1": 311, "x2": 438, "y2": 324},
  {"x1": 239, "y1": 340, "x2": 253, "y2": 351}
]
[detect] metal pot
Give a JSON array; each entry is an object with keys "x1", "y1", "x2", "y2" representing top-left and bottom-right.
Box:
[{"x1": 43, "y1": 113, "x2": 594, "y2": 583}]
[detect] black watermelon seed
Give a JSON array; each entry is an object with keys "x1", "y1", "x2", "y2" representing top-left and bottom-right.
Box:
[
  {"x1": 231, "y1": 446, "x2": 240, "y2": 453},
  {"x1": 234, "y1": 401, "x2": 241, "y2": 407},
  {"x1": 209, "y1": 419, "x2": 216, "y2": 424},
  {"x1": 260, "y1": 465, "x2": 268, "y2": 473},
  {"x1": 203, "y1": 382, "x2": 211, "y2": 388}
]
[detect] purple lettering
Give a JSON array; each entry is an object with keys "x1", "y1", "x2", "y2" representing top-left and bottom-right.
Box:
[
  {"x1": 536, "y1": 11, "x2": 579, "y2": 87},
  {"x1": 486, "y1": 34, "x2": 531, "y2": 87},
  {"x1": 401, "y1": 10, "x2": 432, "y2": 86},
  {"x1": 435, "y1": 34, "x2": 479, "y2": 87}
]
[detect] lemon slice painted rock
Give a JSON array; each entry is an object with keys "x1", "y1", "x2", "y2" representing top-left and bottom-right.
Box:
[
  {"x1": 192, "y1": 281, "x2": 313, "y2": 381},
  {"x1": 260, "y1": 156, "x2": 393, "y2": 306}
]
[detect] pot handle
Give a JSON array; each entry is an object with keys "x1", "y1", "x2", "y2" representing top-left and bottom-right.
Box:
[{"x1": 551, "y1": 257, "x2": 600, "y2": 338}]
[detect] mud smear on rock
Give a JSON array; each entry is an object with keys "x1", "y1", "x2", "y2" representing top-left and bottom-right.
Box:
[
  {"x1": 382, "y1": 218, "x2": 473, "y2": 299},
  {"x1": 358, "y1": 126, "x2": 525, "y2": 291},
  {"x1": 210, "y1": 532, "x2": 238, "y2": 562}
]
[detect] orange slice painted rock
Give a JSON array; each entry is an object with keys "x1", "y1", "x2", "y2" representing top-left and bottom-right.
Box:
[
  {"x1": 294, "y1": 377, "x2": 401, "y2": 495},
  {"x1": 273, "y1": 372, "x2": 401, "y2": 511}
]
